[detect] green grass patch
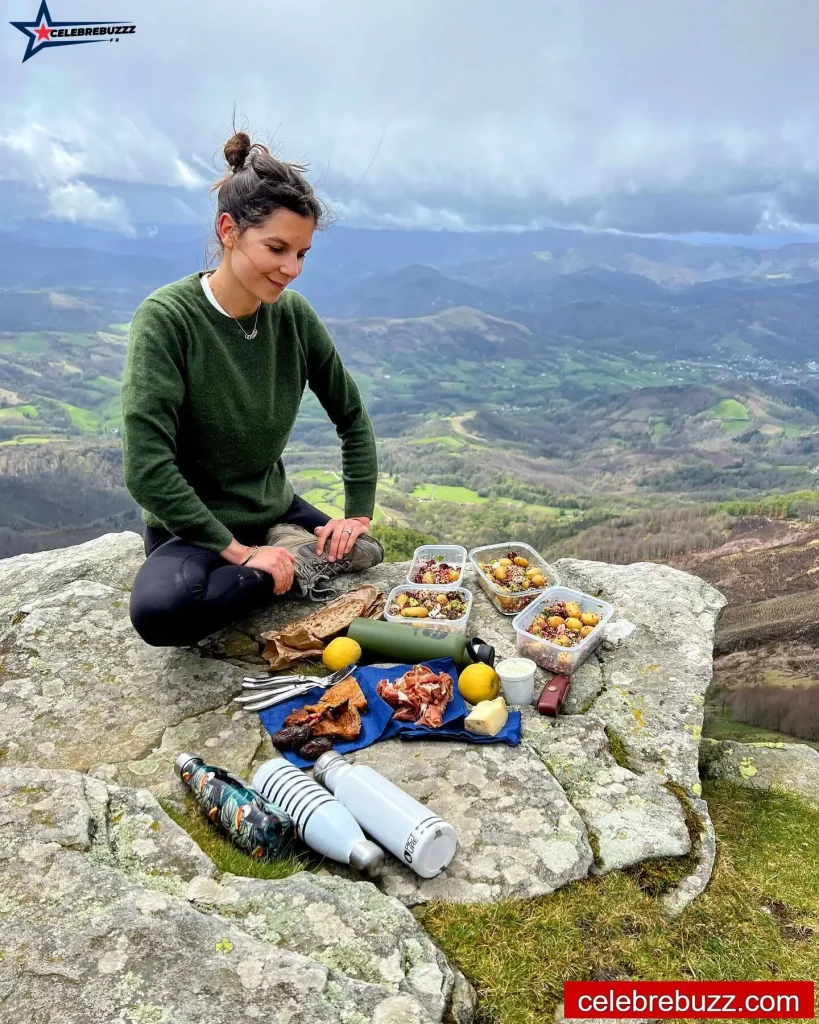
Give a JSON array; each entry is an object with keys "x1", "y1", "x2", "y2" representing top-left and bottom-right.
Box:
[
  {"x1": 0, "y1": 332, "x2": 49, "y2": 355},
  {"x1": 407, "y1": 436, "x2": 463, "y2": 449},
  {"x1": 649, "y1": 416, "x2": 670, "y2": 442},
  {"x1": 54, "y1": 401, "x2": 99, "y2": 432},
  {"x1": 0, "y1": 435, "x2": 67, "y2": 446},
  {"x1": 89, "y1": 375, "x2": 122, "y2": 392},
  {"x1": 291, "y1": 469, "x2": 339, "y2": 484},
  {"x1": 420, "y1": 781, "x2": 819, "y2": 1024},
  {"x1": 704, "y1": 704, "x2": 819, "y2": 751},
  {"x1": 161, "y1": 793, "x2": 305, "y2": 880},
  {"x1": 0, "y1": 404, "x2": 38, "y2": 422},
  {"x1": 410, "y1": 484, "x2": 488, "y2": 504},
  {"x1": 707, "y1": 398, "x2": 750, "y2": 422}
]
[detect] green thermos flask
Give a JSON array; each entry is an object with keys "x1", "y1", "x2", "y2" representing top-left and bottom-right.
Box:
[{"x1": 346, "y1": 618, "x2": 495, "y2": 668}]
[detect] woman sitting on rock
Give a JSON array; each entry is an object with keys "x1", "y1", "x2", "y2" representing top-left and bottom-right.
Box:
[{"x1": 121, "y1": 129, "x2": 383, "y2": 647}]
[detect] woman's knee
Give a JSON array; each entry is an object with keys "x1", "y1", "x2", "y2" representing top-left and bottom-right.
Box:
[
  {"x1": 129, "y1": 582, "x2": 195, "y2": 646},
  {"x1": 128, "y1": 558, "x2": 200, "y2": 647}
]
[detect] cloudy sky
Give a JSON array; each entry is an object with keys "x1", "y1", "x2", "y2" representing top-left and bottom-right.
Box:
[{"x1": 3, "y1": 0, "x2": 819, "y2": 236}]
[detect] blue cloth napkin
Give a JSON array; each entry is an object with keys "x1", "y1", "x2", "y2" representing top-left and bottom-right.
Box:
[{"x1": 258, "y1": 657, "x2": 521, "y2": 768}]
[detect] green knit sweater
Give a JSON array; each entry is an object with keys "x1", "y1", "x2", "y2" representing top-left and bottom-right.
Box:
[{"x1": 121, "y1": 273, "x2": 377, "y2": 552}]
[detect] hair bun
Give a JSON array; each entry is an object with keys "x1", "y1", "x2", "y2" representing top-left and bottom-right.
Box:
[{"x1": 223, "y1": 131, "x2": 252, "y2": 173}]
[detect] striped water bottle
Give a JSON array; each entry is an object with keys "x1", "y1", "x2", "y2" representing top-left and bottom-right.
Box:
[{"x1": 251, "y1": 758, "x2": 384, "y2": 875}]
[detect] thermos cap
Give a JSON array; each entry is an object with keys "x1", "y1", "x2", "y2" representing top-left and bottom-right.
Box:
[
  {"x1": 349, "y1": 839, "x2": 385, "y2": 876},
  {"x1": 313, "y1": 750, "x2": 347, "y2": 787},
  {"x1": 466, "y1": 637, "x2": 496, "y2": 668},
  {"x1": 174, "y1": 752, "x2": 199, "y2": 779}
]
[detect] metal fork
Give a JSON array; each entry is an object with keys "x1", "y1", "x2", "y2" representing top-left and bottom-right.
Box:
[
  {"x1": 232, "y1": 664, "x2": 357, "y2": 713},
  {"x1": 240, "y1": 663, "x2": 356, "y2": 690}
]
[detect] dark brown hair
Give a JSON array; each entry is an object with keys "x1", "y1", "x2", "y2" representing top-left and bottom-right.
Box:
[{"x1": 211, "y1": 130, "x2": 331, "y2": 249}]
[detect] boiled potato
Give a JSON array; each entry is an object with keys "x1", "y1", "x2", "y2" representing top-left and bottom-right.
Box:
[
  {"x1": 494, "y1": 565, "x2": 507, "y2": 582},
  {"x1": 395, "y1": 593, "x2": 409, "y2": 608},
  {"x1": 526, "y1": 566, "x2": 541, "y2": 578},
  {"x1": 437, "y1": 594, "x2": 449, "y2": 605},
  {"x1": 565, "y1": 601, "x2": 582, "y2": 618},
  {"x1": 580, "y1": 612, "x2": 600, "y2": 627},
  {"x1": 547, "y1": 616, "x2": 565, "y2": 628},
  {"x1": 531, "y1": 575, "x2": 546, "y2": 588},
  {"x1": 422, "y1": 571, "x2": 435, "y2": 584},
  {"x1": 565, "y1": 617, "x2": 583, "y2": 632},
  {"x1": 580, "y1": 625, "x2": 595, "y2": 638},
  {"x1": 554, "y1": 635, "x2": 572, "y2": 647},
  {"x1": 401, "y1": 606, "x2": 429, "y2": 618},
  {"x1": 448, "y1": 568, "x2": 460, "y2": 582},
  {"x1": 499, "y1": 557, "x2": 513, "y2": 566},
  {"x1": 513, "y1": 556, "x2": 529, "y2": 568}
]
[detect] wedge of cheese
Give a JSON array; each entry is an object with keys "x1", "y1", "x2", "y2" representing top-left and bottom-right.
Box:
[{"x1": 464, "y1": 696, "x2": 508, "y2": 737}]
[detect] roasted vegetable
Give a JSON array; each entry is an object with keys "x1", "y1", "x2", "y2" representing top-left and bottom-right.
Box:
[
  {"x1": 269, "y1": 725, "x2": 313, "y2": 752},
  {"x1": 401, "y1": 606, "x2": 430, "y2": 618},
  {"x1": 299, "y1": 736, "x2": 334, "y2": 760}
]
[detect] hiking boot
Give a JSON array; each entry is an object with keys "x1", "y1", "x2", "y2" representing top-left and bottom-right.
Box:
[{"x1": 265, "y1": 522, "x2": 384, "y2": 602}]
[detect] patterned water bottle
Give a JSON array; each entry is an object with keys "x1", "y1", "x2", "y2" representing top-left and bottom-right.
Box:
[{"x1": 175, "y1": 753, "x2": 293, "y2": 860}]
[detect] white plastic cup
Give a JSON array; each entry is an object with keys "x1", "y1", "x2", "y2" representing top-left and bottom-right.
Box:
[{"x1": 496, "y1": 657, "x2": 537, "y2": 705}]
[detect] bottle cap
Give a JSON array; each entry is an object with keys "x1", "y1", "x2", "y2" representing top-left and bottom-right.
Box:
[
  {"x1": 466, "y1": 637, "x2": 496, "y2": 668},
  {"x1": 312, "y1": 750, "x2": 346, "y2": 788},
  {"x1": 349, "y1": 839, "x2": 385, "y2": 877},
  {"x1": 174, "y1": 752, "x2": 199, "y2": 779}
]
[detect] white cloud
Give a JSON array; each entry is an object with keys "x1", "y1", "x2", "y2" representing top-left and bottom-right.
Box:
[
  {"x1": 47, "y1": 181, "x2": 134, "y2": 234},
  {"x1": 3, "y1": 0, "x2": 819, "y2": 233}
]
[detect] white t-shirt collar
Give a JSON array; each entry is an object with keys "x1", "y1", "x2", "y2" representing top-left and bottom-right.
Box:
[{"x1": 199, "y1": 271, "x2": 231, "y2": 317}]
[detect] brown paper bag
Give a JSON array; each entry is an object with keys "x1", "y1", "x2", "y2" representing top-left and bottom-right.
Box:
[{"x1": 260, "y1": 585, "x2": 386, "y2": 670}]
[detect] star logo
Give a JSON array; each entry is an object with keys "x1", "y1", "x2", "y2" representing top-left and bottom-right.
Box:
[{"x1": 10, "y1": 1, "x2": 135, "y2": 63}]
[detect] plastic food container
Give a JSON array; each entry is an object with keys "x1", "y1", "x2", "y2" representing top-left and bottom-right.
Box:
[
  {"x1": 468, "y1": 542, "x2": 560, "y2": 616},
  {"x1": 496, "y1": 657, "x2": 537, "y2": 705},
  {"x1": 384, "y1": 584, "x2": 473, "y2": 635},
  {"x1": 407, "y1": 545, "x2": 468, "y2": 587},
  {"x1": 512, "y1": 586, "x2": 614, "y2": 675}
]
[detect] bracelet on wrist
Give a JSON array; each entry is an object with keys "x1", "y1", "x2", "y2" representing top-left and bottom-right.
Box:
[{"x1": 240, "y1": 544, "x2": 259, "y2": 566}]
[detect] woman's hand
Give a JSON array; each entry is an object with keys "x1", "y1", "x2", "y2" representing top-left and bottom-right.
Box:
[
  {"x1": 314, "y1": 516, "x2": 371, "y2": 563},
  {"x1": 221, "y1": 539, "x2": 297, "y2": 595},
  {"x1": 248, "y1": 546, "x2": 298, "y2": 594}
]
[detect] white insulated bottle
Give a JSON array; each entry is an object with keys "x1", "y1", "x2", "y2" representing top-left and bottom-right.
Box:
[
  {"x1": 313, "y1": 751, "x2": 457, "y2": 879},
  {"x1": 251, "y1": 759, "x2": 384, "y2": 875}
]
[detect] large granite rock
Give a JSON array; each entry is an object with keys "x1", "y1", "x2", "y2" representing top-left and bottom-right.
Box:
[
  {"x1": 699, "y1": 738, "x2": 819, "y2": 807},
  {"x1": 0, "y1": 766, "x2": 474, "y2": 1024},
  {"x1": 0, "y1": 532, "x2": 727, "y2": 1018}
]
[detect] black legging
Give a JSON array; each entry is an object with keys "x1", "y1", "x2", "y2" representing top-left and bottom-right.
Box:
[{"x1": 129, "y1": 495, "x2": 330, "y2": 647}]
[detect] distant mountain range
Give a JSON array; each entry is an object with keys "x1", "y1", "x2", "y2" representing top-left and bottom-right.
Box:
[{"x1": 4, "y1": 218, "x2": 819, "y2": 363}]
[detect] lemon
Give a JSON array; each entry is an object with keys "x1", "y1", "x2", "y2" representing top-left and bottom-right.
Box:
[
  {"x1": 458, "y1": 663, "x2": 500, "y2": 705},
  {"x1": 322, "y1": 637, "x2": 362, "y2": 672}
]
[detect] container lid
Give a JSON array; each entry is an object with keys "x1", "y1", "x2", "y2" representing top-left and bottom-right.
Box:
[
  {"x1": 349, "y1": 839, "x2": 385, "y2": 876},
  {"x1": 496, "y1": 657, "x2": 536, "y2": 679},
  {"x1": 174, "y1": 752, "x2": 199, "y2": 779}
]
